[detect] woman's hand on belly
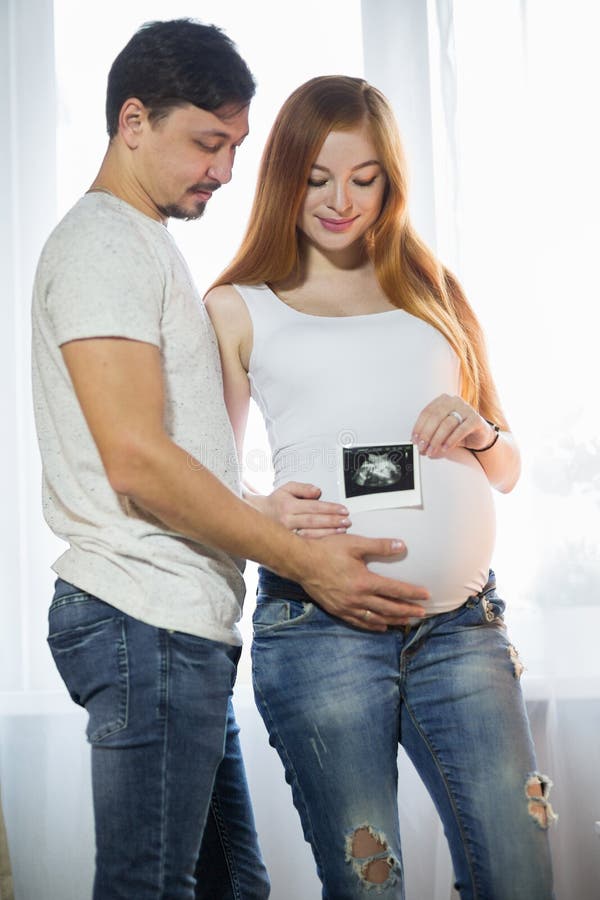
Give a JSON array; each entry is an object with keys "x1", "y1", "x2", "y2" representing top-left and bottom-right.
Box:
[
  {"x1": 247, "y1": 481, "x2": 351, "y2": 537},
  {"x1": 411, "y1": 393, "x2": 497, "y2": 459}
]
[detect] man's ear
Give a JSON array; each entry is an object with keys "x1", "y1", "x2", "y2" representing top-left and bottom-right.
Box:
[{"x1": 118, "y1": 98, "x2": 147, "y2": 149}]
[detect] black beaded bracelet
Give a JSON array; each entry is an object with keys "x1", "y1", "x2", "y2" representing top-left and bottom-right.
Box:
[{"x1": 470, "y1": 420, "x2": 500, "y2": 453}]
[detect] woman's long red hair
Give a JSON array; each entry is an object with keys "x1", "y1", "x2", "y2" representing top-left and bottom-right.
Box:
[{"x1": 212, "y1": 76, "x2": 507, "y2": 426}]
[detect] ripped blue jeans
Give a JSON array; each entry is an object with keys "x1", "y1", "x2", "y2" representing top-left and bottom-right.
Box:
[{"x1": 252, "y1": 568, "x2": 555, "y2": 899}]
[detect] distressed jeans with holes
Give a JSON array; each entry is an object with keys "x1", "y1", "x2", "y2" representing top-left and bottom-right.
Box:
[
  {"x1": 252, "y1": 568, "x2": 555, "y2": 900},
  {"x1": 48, "y1": 578, "x2": 270, "y2": 900}
]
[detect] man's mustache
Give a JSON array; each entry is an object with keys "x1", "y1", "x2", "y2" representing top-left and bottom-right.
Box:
[{"x1": 188, "y1": 181, "x2": 221, "y2": 194}]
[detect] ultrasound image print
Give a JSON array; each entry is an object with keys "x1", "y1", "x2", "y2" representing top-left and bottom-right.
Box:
[{"x1": 343, "y1": 444, "x2": 415, "y2": 498}]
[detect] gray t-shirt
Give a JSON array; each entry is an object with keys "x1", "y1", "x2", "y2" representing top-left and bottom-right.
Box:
[{"x1": 31, "y1": 192, "x2": 245, "y2": 645}]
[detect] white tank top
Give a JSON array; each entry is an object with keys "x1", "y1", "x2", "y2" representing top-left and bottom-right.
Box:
[{"x1": 234, "y1": 283, "x2": 496, "y2": 614}]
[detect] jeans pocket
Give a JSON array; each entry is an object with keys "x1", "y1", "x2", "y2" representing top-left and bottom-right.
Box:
[
  {"x1": 252, "y1": 596, "x2": 313, "y2": 636},
  {"x1": 48, "y1": 597, "x2": 129, "y2": 743}
]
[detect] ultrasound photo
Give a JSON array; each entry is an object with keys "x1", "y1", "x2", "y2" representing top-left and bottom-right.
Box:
[{"x1": 338, "y1": 442, "x2": 422, "y2": 511}]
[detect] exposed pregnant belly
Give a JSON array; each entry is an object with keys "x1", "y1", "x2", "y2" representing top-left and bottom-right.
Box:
[{"x1": 275, "y1": 445, "x2": 496, "y2": 616}]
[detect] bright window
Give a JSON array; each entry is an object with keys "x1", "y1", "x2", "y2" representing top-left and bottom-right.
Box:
[{"x1": 430, "y1": 0, "x2": 600, "y2": 682}]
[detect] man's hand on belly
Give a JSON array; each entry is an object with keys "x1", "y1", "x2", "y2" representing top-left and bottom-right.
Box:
[{"x1": 297, "y1": 534, "x2": 430, "y2": 632}]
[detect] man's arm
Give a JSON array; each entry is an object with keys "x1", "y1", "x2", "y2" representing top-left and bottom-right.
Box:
[{"x1": 61, "y1": 336, "x2": 429, "y2": 630}]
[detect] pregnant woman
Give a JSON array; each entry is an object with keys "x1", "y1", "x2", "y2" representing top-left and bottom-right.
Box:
[{"x1": 205, "y1": 76, "x2": 555, "y2": 899}]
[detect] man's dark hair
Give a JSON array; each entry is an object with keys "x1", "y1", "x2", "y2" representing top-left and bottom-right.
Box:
[{"x1": 106, "y1": 18, "x2": 256, "y2": 137}]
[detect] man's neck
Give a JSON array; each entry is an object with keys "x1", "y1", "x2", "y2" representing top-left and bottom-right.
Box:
[{"x1": 89, "y1": 149, "x2": 166, "y2": 223}]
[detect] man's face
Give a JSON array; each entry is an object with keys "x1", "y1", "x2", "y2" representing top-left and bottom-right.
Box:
[{"x1": 135, "y1": 102, "x2": 249, "y2": 221}]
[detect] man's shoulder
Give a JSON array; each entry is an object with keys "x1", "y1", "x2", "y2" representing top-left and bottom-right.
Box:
[
  {"x1": 38, "y1": 196, "x2": 170, "y2": 291},
  {"x1": 32, "y1": 195, "x2": 167, "y2": 341}
]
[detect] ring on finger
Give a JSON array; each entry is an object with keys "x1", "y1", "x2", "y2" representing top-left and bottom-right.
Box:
[
  {"x1": 362, "y1": 609, "x2": 372, "y2": 620},
  {"x1": 447, "y1": 410, "x2": 464, "y2": 425}
]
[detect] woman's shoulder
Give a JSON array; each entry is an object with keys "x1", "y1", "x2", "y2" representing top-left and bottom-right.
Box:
[
  {"x1": 204, "y1": 284, "x2": 253, "y2": 343},
  {"x1": 204, "y1": 281, "x2": 272, "y2": 307},
  {"x1": 204, "y1": 282, "x2": 244, "y2": 306}
]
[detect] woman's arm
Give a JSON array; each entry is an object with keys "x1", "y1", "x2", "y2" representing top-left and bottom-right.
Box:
[
  {"x1": 204, "y1": 285, "x2": 253, "y2": 460},
  {"x1": 204, "y1": 285, "x2": 351, "y2": 534},
  {"x1": 411, "y1": 393, "x2": 521, "y2": 493}
]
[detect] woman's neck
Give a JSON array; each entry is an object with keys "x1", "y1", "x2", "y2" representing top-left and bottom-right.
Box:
[
  {"x1": 301, "y1": 237, "x2": 369, "y2": 276},
  {"x1": 271, "y1": 249, "x2": 395, "y2": 317}
]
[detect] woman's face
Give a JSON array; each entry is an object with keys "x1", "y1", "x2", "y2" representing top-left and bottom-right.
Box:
[{"x1": 297, "y1": 123, "x2": 387, "y2": 255}]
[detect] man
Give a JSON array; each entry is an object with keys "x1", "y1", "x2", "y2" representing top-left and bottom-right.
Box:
[{"x1": 31, "y1": 18, "x2": 428, "y2": 899}]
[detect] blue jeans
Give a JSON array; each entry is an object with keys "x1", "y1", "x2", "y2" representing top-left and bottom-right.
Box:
[
  {"x1": 252, "y1": 568, "x2": 555, "y2": 900},
  {"x1": 48, "y1": 578, "x2": 270, "y2": 900}
]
